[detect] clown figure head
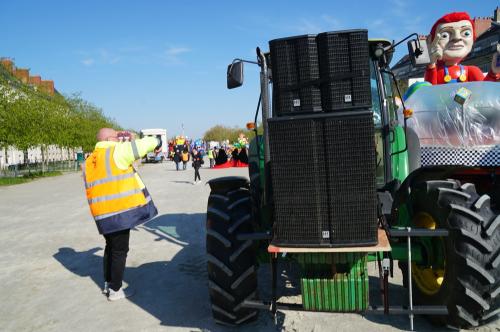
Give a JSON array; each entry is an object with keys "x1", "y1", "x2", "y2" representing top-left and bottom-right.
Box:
[
  {"x1": 425, "y1": 12, "x2": 500, "y2": 84},
  {"x1": 429, "y1": 12, "x2": 475, "y2": 66}
]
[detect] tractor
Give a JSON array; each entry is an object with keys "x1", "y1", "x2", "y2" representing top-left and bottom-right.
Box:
[{"x1": 205, "y1": 29, "x2": 500, "y2": 330}]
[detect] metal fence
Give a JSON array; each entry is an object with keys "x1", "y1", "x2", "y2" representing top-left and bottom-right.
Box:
[{"x1": 0, "y1": 160, "x2": 82, "y2": 178}]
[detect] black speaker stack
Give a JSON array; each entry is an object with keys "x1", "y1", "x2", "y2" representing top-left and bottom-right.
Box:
[
  {"x1": 268, "y1": 29, "x2": 378, "y2": 247},
  {"x1": 269, "y1": 29, "x2": 371, "y2": 117}
]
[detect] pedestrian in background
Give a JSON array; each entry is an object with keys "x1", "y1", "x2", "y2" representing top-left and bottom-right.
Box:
[
  {"x1": 82, "y1": 128, "x2": 160, "y2": 301},
  {"x1": 192, "y1": 148, "x2": 204, "y2": 184},
  {"x1": 238, "y1": 147, "x2": 248, "y2": 164},
  {"x1": 173, "y1": 150, "x2": 181, "y2": 171},
  {"x1": 215, "y1": 148, "x2": 227, "y2": 166},
  {"x1": 207, "y1": 148, "x2": 214, "y2": 168},
  {"x1": 181, "y1": 148, "x2": 190, "y2": 170}
]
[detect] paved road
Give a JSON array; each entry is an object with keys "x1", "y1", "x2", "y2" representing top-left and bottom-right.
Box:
[{"x1": 0, "y1": 162, "x2": 498, "y2": 331}]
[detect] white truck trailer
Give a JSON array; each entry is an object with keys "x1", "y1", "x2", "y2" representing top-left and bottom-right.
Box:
[{"x1": 140, "y1": 128, "x2": 167, "y2": 163}]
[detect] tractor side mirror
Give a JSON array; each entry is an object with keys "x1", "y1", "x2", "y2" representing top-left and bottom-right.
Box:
[
  {"x1": 408, "y1": 39, "x2": 430, "y2": 67},
  {"x1": 227, "y1": 61, "x2": 244, "y2": 89}
]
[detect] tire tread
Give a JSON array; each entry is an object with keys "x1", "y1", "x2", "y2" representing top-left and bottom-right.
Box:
[
  {"x1": 206, "y1": 188, "x2": 258, "y2": 325},
  {"x1": 407, "y1": 180, "x2": 499, "y2": 328}
]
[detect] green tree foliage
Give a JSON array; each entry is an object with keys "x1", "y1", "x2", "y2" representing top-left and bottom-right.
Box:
[
  {"x1": 65, "y1": 94, "x2": 121, "y2": 152},
  {"x1": 203, "y1": 124, "x2": 261, "y2": 143},
  {"x1": 0, "y1": 64, "x2": 121, "y2": 165}
]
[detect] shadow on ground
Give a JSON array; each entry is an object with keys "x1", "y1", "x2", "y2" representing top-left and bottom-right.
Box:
[
  {"x1": 53, "y1": 213, "x2": 276, "y2": 331},
  {"x1": 53, "y1": 213, "x2": 456, "y2": 331}
]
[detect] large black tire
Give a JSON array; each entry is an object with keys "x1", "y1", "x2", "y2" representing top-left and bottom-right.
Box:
[
  {"x1": 206, "y1": 184, "x2": 259, "y2": 325},
  {"x1": 407, "y1": 179, "x2": 500, "y2": 328}
]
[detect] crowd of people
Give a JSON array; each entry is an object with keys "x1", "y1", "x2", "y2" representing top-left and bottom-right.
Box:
[
  {"x1": 210, "y1": 146, "x2": 248, "y2": 168},
  {"x1": 165, "y1": 135, "x2": 250, "y2": 184}
]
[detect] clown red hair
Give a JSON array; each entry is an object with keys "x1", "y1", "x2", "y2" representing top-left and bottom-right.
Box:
[{"x1": 430, "y1": 12, "x2": 475, "y2": 41}]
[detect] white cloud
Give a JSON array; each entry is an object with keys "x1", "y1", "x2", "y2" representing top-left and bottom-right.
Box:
[
  {"x1": 78, "y1": 44, "x2": 191, "y2": 67},
  {"x1": 389, "y1": 0, "x2": 407, "y2": 17},
  {"x1": 296, "y1": 18, "x2": 323, "y2": 34},
  {"x1": 81, "y1": 58, "x2": 95, "y2": 66},
  {"x1": 161, "y1": 46, "x2": 191, "y2": 65},
  {"x1": 321, "y1": 15, "x2": 342, "y2": 29},
  {"x1": 98, "y1": 48, "x2": 121, "y2": 64},
  {"x1": 79, "y1": 48, "x2": 120, "y2": 66},
  {"x1": 371, "y1": 19, "x2": 385, "y2": 28},
  {"x1": 294, "y1": 16, "x2": 342, "y2": 34},
  {"x1": 118, "y1": 46, "x2": 145, "y2": 53},
  {"x1": 165, "y1": 47, "x2": 191, "y2": 56}
]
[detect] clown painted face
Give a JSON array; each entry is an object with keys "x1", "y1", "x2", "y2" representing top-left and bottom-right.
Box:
[{"x1": 435, "y1": 20, "x2": 474, "y2": 64}]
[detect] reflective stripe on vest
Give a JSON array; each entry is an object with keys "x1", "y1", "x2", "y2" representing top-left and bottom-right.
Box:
[
  {"x1": 84, "y1": 146, "x2": 147, "y2": 219},
  {"x1": 131, "y1": 141, "x2": 140, "y2": 160},
  {"x1": 94, "y1": 195, "x2": 152, "y2": 221}
]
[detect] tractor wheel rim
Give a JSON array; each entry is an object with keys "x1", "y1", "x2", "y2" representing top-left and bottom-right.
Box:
[{"x1": 412, "y1": 212, "x2": 445, "y2": 295}]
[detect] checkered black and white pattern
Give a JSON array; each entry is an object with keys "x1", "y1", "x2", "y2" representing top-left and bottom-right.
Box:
[{"x1": 421, "y1": 145, "x2": 500, "y2": 167}]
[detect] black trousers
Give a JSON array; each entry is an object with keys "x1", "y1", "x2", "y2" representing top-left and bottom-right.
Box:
[
  {"x1": 194, "y1": 167, "x2": 201, "y2": 181},
  {"x1": 103, "y1": 229, "x2": 130, "y2": 291}
]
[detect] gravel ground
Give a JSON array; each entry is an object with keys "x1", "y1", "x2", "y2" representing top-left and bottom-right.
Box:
[{"x1": 0, "y1": 161, "x2": 498, "y2": 332}]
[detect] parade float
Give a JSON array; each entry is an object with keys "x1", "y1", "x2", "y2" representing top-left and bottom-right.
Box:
[{"x1": 204, "y1": 10, "x2": 499, "y2": 330}]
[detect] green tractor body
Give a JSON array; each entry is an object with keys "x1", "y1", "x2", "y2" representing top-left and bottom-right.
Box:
[{"x1": 207, "y1": 31, "x2": 500, "y2": 329}]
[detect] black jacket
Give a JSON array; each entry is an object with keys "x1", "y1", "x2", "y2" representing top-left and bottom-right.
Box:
[
  {"x1": 192, "y1": 154, "x2": 204, "y2": 169},
  {"x1": 173, "y1": 152, "x2": 181, "y2": 163}
]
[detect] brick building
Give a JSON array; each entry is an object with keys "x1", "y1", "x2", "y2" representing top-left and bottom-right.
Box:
[{"x1": 0, "y1": 58, "x2": 56, "y2": 95}]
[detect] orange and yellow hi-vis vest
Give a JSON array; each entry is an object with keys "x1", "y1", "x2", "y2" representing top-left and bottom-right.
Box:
[{"x1": 83, "y1": 144, "x2": 157, "y2": 234}]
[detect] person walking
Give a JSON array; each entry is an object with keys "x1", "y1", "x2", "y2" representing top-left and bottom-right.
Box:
[
  {"x1": 181, "y1": 148, "x2": 190, "y2": 170},
  {"x1": 192, "y1": 148, "x2": 204, "y2": 184},
  {"x1": 173, "y1": 150, "x2": 181, "y2": 171},
  {"x1": 82, "y1": 128, "x2": 160, "y2": 301},
  {"x1": 207, "y1": 147, "x2": 214, "y2": 168}
]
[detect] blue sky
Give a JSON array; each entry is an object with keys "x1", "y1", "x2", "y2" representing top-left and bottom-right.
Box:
[{"x1": 1, "y1": 0, "x2": 498, "y2": 138}]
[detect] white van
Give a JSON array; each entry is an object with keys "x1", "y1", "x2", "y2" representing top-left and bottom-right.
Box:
[{"x1": 140, "y1": 128, "x2": 167, "y2": 163}]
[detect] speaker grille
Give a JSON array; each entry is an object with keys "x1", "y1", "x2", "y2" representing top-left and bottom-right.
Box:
[
  {"x1": 317, "y1": 30, "x2": 369, "y2": 76},
  {"x1": 269, "y1": 112, "x2": 377, "y2": 247},
  {"x1": 268, "y1": 118, "x2": 329, "y2": 245},
  {"x1": 324, "y1": 115, "x2": 377, "y2": 245},
  {"x1": 270, "y1": 35, "x2": 322, "y2": 116},
  {"x1": 317, "y1": 30, "x2": 371, "y2": 111}
]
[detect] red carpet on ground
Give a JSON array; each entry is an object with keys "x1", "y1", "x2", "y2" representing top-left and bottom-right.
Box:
[
  {"x1": 213, "y1": 160, "x2": 248, "y2": 168},
  {"x1": 213, "y1": 161, "x2": 233, "y2": 168},
  {"x1": 234, "y1": 160, "x2": 248, "y2": 167}
]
